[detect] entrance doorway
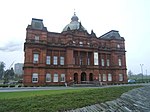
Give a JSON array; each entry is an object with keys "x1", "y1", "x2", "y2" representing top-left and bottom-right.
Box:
[
  {"x1": 81, "y1": 72, "x2": 86, "y2": 81},
  {"x1": 74, "y1": 73, "x2": 78, "y2": 84},
  {"x1": 89, "y1": 73, "x2": 93, "y2": 81}
]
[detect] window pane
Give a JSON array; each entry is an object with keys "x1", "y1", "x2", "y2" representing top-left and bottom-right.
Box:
[
  {"x1": 108, "y1": 73, "x2": 112, "y2": 81},
  {"x1": 99, "y1": 74, "x2": 101, "y2": 81},
  {"x1": 35, "y1": 36, "x2": 39, "y2": 42},
  {"x1": 46, "y1": 56, "x2": 51, "y2": 65},
  {"x1": 33, "y1": 54, "x2": 39, "y2": 63},
  {"x1": 60, "y1": 56, "x2": 64, "y2": 65},
  {"x1": 53, "y1": 56, "x2": 58, "y2": 65},
  {"x1": 101, "y1": 59, "x2": 104, "y2": 66},
  {"x1": 53, "y1": 74, "x2": 58, "y2": 82},
  {"x1": 118, "y1": 59, "x2": 121, "y2": 66},
  {"x1": 32, "y1": 73, "x2": 38, "y2": 83},
  {"x1": 60, "y1": 74, "x2": 65, "y2": 82},
  {"x1": 119, "y1": 74, "x2": 123, "y2": 81},
  {"x1": 107, "y1": 59, "x2": 110, "y2": 66},
  {"x1": 46, "y1": 73, "x2": 51, "y2": 82},
  {"x1": 103, "y1": 74, "x2": 106, "y2": 81},
  {"x1": 94, "y1": 52, "x2": 98, "y2": 65}
]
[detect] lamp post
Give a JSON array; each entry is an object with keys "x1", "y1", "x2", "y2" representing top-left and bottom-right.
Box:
[{"x1": 140, "y1": 64, "x2": 144, "y2": 82}]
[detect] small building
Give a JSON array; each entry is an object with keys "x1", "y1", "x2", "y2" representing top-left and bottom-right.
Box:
[
  {"x1": 14, "y1": 63, "x2": 23, "y2": 76},
  {"x1": 23, "y1": 13, "x2": 127, "y2": 86}
]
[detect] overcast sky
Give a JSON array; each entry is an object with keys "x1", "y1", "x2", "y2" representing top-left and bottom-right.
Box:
[{"x1": 0, "y1": 0, "x2": 150, "y2": 75}]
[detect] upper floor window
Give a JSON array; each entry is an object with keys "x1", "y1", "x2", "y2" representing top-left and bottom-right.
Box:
[
  {"x1": 33, "y1": 53, "x2": 39, "y2": 63},
  {"x1": 53, "y1": 56, "x2": 58, "y2": 65},
  {"x1": 87, "y1": 58, "x2": 90, "y2": 65},
  {"x1": 35, "y1": 36, "x2": 39, "y2": 42},
  {"x1": 106, "y1": 59, "x2": 110, "y2": 66},
  {"x1": 101, "y1": 59, "x2": 104, "y2": 66},
  {"x1": 118, "y1": 58, "x2": 122, "y2": 66},
  {"x1": 60, "y1": 74, "x2": 65, "y2": 82},
  {"x1": 32, "y1": 73, "x2": 38, "y2": 83},
  {"x1": 46, "y1": 56, "x2": 51, "y2": 65},
  {"x1": 53, "y1": 73, "x2": 58, "y2": 82},
  {"x1": 108, "y1": 73, "x2": 112, "y2": 81},
  {"x1": 79, "y1": 42, "x2": 83, "y2": 46},
  {"x1": 60, "y1": 56, "x2": 64, "y2": 65},
  {"x1": 94, "y1": 52, "x2": 98, "y2": 65},
  {"x1": 119, "y1": 74, "x2": 123, "y2": 81}
]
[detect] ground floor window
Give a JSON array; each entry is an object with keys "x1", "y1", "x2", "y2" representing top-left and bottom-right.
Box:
[
  {"x1": 53, "y1": 74, "x2": 58, "y2": 82},
  {"x1": 32, "y1": 73, "x2": 38, "y2": 83},
  {"x1": 108, "y1": 73, "x2": 112, "y2": 81},
  {"x1": 119, "y1": 74, "x2": 123, "y2": 81},
  {"x1": 46, "y1": 73, "x2": 51, "y2": 82},
  {"x1": 102, "y1": 74, "x2": 106, "y2": 81},
  {"x1": 60, "y1": 74, "x2": 65, "y2": 82},
  {"x1": 99, "y1": 74, "x2": 101, "y2": 81}
]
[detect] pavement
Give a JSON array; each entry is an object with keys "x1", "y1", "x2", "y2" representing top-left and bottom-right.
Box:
[{"x1": 0, "y1": 83, "x2": 150, "y2": 92}]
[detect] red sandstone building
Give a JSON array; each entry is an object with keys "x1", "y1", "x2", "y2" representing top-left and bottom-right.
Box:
[{"x1": 23, "y1": 13, "x2": 127, "y2": 86}]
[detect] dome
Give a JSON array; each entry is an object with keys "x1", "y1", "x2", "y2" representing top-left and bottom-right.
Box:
[{"x1": 62, "y1": 13, "x2": 86, "y2": 32}]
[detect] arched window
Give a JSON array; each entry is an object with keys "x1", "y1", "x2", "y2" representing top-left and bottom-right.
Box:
[
  {"x1": 60, "y1": 74, "x2": 65, "y2": 82},
  {"x1": 46, "y1": 73, "x2": 51, "y2": 82},
  {"x1": 108, "y1": 73, "x2": 112, "y2": 81},
  {"x1": 53, "y1": 74, "x2": 58, "y2": 82},
  {"x1": 32, "y1": 73, "x2": 38, "y2": 83}
]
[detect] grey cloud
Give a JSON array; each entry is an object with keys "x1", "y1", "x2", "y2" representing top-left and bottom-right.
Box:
[{"x1": 0, "y1": 42, "x2": 23, "y2": 52}]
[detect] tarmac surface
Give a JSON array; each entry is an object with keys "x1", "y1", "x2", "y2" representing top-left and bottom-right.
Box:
[{"x1": 0, "y1": 83, "x2": 150, "y2": 92}]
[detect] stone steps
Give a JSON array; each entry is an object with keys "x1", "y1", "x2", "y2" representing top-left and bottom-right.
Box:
[{"x1": 66, "y1": 86, "x2": 150, "y2": 112}]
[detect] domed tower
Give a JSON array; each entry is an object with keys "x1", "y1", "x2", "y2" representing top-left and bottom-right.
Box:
[{"x1": 62, "y1": 12, "x2": 86, "y2": 32}]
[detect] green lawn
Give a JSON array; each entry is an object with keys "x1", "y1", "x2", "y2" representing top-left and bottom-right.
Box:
[{"x1": 0, "y1": 86, "x2": 142, "y2": 112}]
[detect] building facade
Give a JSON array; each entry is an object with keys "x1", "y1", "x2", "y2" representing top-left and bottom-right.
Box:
[
  {"x1": 14, "y1": 63, "x2": 23, "y2": 76},
  {"x1": 23, "y1": 13, "x2": 127, "y2": 86}
]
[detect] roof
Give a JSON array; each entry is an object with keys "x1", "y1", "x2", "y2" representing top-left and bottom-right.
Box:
[
  {"x1": 62, "y1": 13, "x2": 86, "y2": 32},
  {"x1": 100, "y1": 30, "x2": 122, "y2": 39}
]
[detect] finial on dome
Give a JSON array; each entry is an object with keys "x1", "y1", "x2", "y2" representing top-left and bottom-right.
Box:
[{"x1": 71, "y1": 10, "x2": 79, "y2": 22}]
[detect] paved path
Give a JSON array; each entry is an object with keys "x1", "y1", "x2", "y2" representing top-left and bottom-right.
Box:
[{"x1": 0, "y1": 83, "x2": 150, "y2": 92}]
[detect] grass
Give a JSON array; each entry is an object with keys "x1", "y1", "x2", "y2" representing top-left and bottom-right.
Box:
[{"x1": 0, "y1": 86, "x2": 142, "y2": 112}]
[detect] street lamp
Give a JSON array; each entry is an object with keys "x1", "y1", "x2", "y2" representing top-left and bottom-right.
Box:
[{"x1": 140, "y1": 64, "x2": 144, "y2": 82}]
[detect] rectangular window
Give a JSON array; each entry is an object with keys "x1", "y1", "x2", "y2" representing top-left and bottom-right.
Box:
[
  {"x1": 101, "y1": 59, "x2": 104, "y2": 66},
  {"x1": 79, "y1": 42, "x2": 83, "y2": 46},
  {"x1": 118, "y1": 58, "x2": 122, "y2": 66},
  {"x1": 46, "y1": 56, "x2": 51, "y2": 65},
  {"x1": 80, "y1": 57, "x2": 82, "y2": 65},
  {"x1": 102, "y1": 74, "x2": 106, "y2": 81},
  {"x1": 46, "y1": 73, "x2": 51, "y2": 82},
  {"x1": 35, "y1": 36, "x2": 39, "y2": 42},
  {"x1": 53, "y1": 74, "x2": 58, "y2": 82},
  {"x1": 33, "y1": 53, "x2": 39, "y2": 63},
  {"x1": 87, "y1": 58, "x2": 90, "y2": 65},
  {"x1": 53, "y1": 56, "x2": 58, "y2": 65},
  {"x1": 107, "y1": 59, "x2": 110, "y2": 66},
  {"x1": 108, "y1": 73, "x2": 112, "y2": 81},
  {"x1": 60, "y1": 74, "x2": 65, "y2": 82},
  {"x1": 60, "y1": 56, "x2": 64, "y2": 65},
  {"x1": 99, "y1": 74, "x2": 101, "y2": 81},
  {"x1": 94, "y1": 52, "x2": 98, "y2": 65},
  {"x1": 119, "y1": 74, "x2": 123, "y2": 81},
  {"x1": 32, "y1": 73, "x2": 38, "y2": 83}
]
